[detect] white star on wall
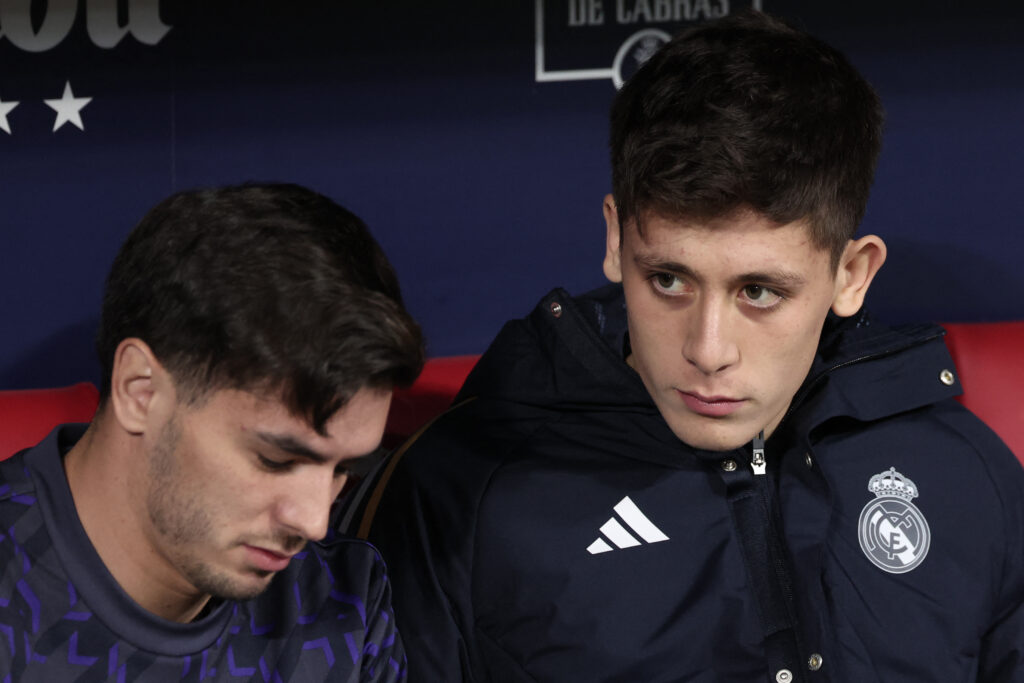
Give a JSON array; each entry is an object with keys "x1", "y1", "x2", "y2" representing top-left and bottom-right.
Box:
[
  {"x1": 44, "y1": 81, "x2": 92, "y2": 132},
  {"x1": 0, "y1": 96, "x2": 18, "y2": 135}
]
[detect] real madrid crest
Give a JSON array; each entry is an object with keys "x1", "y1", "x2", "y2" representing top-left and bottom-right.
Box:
[{"x1": 858, "y1": 467, "x2": 931, "y2": 574}]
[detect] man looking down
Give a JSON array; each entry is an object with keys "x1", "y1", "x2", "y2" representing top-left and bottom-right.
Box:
[{"x1": 1, "y1": 183, "x2": 423, "y2": 681}]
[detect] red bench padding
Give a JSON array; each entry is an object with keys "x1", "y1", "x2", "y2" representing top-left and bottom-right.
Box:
[
  {"x1": 942, "y1": 322, "x2": 1024, "y2": 459},
  {"x1": 1, "y1": 323, "x2": 1021, "y2": 461},
  {"x1": 0, "y1": 382, "x2": 100, "y2": 457}
]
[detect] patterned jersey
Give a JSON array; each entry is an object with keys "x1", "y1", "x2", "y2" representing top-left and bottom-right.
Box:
[{"x1": 0, "y1": 425, "x2": 406, "y2": 682}]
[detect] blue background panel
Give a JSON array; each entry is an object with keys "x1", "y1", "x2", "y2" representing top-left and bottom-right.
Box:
[{"x1": 1, "y1": 1, "x2": 1022, "y2": 389}]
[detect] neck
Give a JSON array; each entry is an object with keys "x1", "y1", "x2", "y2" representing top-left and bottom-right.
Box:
[{"x1": 64, "y1": 414, "x2": 211, "y2": 622}]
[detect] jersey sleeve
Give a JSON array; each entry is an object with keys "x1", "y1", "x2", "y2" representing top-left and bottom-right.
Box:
[{"x1": 361, "y1": 548, "x2": 410, "y2": 682}]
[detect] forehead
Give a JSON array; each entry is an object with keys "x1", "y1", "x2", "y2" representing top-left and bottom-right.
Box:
[
  {"x1": 627, "y1": 211, "x2": 832, "y2": 274},
  {"x1": 181, "y1": 386, "x2": 392, "y2": 459}
]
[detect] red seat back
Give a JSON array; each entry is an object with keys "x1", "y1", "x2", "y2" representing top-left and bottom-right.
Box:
[
  {"x1": 1, "y1": 326, "x2": 1019, "y2": 463},
  {"x1": 383, "y1": 355, "x2": 479, "y2": 447},
  {"x1": 943, "y1": 322, "x2": 1024, "y2": 461},
  {"x1": 0, "y1": 382, "x2": 100, "y2": 459}
]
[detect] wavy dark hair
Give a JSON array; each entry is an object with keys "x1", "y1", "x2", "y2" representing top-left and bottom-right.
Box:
[
  {"x1": 96, "y1": 183, "x2": 424, "y2": 433},
  {"x1": 610, "y1": 10, "x2": 884, "y2": 269}
]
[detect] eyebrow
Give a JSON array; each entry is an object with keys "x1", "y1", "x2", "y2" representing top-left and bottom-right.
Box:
[
  {"x1": 255, "y1": 432, "x2": 330, "y2": 463},
  {"x1": 633, "y1": 254, "x2": 808, "y2": 289}
]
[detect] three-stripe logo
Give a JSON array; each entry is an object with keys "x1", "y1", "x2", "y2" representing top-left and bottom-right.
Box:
[{"x1": 586, "y1": 496, "x2": 669, "y2": 554}]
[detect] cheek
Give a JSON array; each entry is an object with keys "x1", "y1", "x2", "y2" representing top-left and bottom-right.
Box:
[
  {"x1": 763, "y1": 307, "x2": 829, "y2": 372},
  {"x1": 175, "y1": 440, "x2": 257, "y2": 513},
  {"x1": 623, "y1": 281, "x2": 674, "y2": 338},
  {"x1": 625, "y1": 305, "x2": 673, "y2": 368}
]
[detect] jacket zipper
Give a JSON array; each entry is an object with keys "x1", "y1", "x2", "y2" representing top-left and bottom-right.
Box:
[
  {"x1": 751, "y1": 430, "x2": 766, "y2": 475},
  {"x1": 738, "y1": 431, "x2": 805, "y2": 679}
]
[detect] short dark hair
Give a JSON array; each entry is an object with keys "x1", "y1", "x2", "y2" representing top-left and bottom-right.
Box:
[
  {"x1": 96, "y1": 183, "x2": 424, "y2": 433},
  {"x1": 610, "y1": 10, "x2": 884, "y2": 268}
]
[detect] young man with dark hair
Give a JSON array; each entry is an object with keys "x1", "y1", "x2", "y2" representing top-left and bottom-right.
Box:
[
  {"x1": 342, "y1": 11, "x2": 1024, "y2": 682},
  {"x1": 0, "y1": 183, "x2": 424, "y2": 681}
]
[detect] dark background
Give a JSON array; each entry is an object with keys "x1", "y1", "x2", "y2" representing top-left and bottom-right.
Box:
[{"x1": 2, "y1": 0, "x2": 1022, "y2": 389}]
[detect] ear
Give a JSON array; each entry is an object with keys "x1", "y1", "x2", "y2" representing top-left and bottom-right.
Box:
[
  {"x1": 108, "y1": 338, "x2": 175, "y2": 435},
  {"x1": 602, "y1": 194, "x2": 623, "y2": 283},
  {"x1": 831, "y1": 235, "x2": 887, "y2": 317}
]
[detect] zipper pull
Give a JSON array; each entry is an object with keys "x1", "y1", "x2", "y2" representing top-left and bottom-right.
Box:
[{"x1": 751, "y1": 430, "x2": 766, "y2": 476}]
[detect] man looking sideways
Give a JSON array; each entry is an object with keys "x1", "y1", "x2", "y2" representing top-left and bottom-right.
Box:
[
  {"x1": 343, "y1": 11, "x2": 1024, "y2": 682},
  {"x1": 0, "y1": 183, "x2": 423, "y2": 681}
]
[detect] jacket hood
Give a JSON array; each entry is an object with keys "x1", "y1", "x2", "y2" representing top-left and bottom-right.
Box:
[
  {"x1": 457, "y1": 285, "x2": 652, "y2": 414},
  {"x1": 457, "y1": 284, "x2": 961, "y2": 434}
]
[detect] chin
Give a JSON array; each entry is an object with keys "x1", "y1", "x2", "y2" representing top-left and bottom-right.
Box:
[
  {"x1": 184, "y1": 559, "x2": 275, "y2": 602},
  {"x1": 216, "y1": 584, "x2": 272, "y2": 602},
  {"x1": 208, "y1": 575, "x2": 274, "y2": 602},
  {"x1": 669, "y1": 418, "x2": 760, "y2": 452}
]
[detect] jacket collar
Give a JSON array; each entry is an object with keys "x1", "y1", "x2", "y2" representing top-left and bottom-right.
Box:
[{"x1": 792, "y1": 311, "x2": 959, "y2": 436}]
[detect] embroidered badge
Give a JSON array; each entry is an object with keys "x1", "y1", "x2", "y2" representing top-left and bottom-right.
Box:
[{"x1": 858, "y1": 467, "x2": 931, "y2": 574}]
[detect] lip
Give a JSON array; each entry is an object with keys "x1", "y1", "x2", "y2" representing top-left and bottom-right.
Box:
[
  {"x1": 677, "y1": 390, "x2": 746, "y2": 417},
  {"x1": 244, "y1": 545, "x2": 294, "y2": 573}
]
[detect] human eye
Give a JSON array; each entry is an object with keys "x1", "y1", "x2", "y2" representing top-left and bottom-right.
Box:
[
  {"x1": 740, "y1": 284, "x2": 785, "y2": 310},
  {"x1": 256, "y1": 454, "x2": 294, "y2": 473},
  {"x1": 648, "y1": 272, "x2": 689, "y2": 297}
]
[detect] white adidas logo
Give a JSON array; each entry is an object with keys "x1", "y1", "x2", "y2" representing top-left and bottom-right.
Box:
[{"x1": 586, "y1": 496, "x2": 669, "y2": 554}]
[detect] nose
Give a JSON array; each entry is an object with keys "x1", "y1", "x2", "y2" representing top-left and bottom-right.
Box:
[
  {"x1": 277, "y1": 470, "x2": 345, "y2": 543},
  {"x1": 681, "y1": 299, "x2": 739, "y2": 375}
]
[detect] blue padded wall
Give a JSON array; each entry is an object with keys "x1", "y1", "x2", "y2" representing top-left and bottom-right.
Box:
[{"x1": 1, "y1": 1, "x2": 1021, "y2": 388}]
